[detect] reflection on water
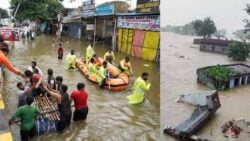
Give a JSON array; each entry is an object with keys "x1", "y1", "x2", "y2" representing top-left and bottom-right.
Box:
[
  {"x1": 2, "y1": 35, "x2": 160, "y2": 141},
  {"x1": 161, "y1": 32, "x2": 250, "y2": 140}
]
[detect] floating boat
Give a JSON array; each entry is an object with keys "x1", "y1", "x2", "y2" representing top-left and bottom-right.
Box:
[
  {"x1": 164, "y1": 91, "x2": 221, "y2": 141},
  {"x1": 197, "y1": 64, "x2": 250, "y2": 90},
  {"x1": 76, "y1": 58, "x2": 129, "y2": 91}
]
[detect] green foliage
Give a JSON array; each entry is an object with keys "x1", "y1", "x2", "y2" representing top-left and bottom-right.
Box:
[
  {"x1": 228, "y1": 41, "x2": 250, "y2": 61},
  {"x1": 214, "y1": 29, "x2": 227, "y2": 39},
  {"x1": 10, "y1": 0, "x2": 64, "y2": 21},
  {"x1": 192, "y1": 19, "x2": 203, "y2": 35},
  {"x1": 162, "y1": 23, "x2": 196, "y2": 35},
  {"x1": 192, "y1": 17, "x2": 217, "y2": 38},
  {"x1": 244, "y1": 4, "x2": 250, "y2": 38},
  {"x1": 233, "y1": 29, "x2": 250, "y2": 40},
  {"x1": 0, "y1": 8, "x2": 9, "y2": 19},
  {"x1": 206, "y1": 65, "x2": 238, "y2": 81}
]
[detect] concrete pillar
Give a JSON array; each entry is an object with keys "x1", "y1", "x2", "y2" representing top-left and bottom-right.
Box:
[
  {"x1": 102, "y1": 20, "x2": 106, "y2": 38},
  {"x1": 229, "y1": 79, "x2": 235, "y2": 89},
  {"x1": 244, "y1": 76, "x2": 248, "y2": 85},
  {"x1": 238, "y1": 77, "x2": 242, "y2": 86}
]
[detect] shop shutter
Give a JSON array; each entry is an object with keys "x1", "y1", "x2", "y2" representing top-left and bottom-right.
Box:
[{"x1": 141, "y1": 32, "x2": 160, "y2": 61}]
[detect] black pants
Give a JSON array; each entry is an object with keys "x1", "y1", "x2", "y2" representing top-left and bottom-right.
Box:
[
  {"x1": 100, "y1": 78, "x2": 106, "y2": 89},
  {"x1": 58, "y1": 111, "x2": 72, "y2": 132},
  {"x1": 58, "y1": 56, "x2": 63, "y2": 60},
  {"x1": 20, "y1": 126, "x2": 35, "y2": 141},
  {"x1": 58, "y1": 54, "x2": 63, "y2": 60},
  {"x1": 73, "y1": 108, "x2": 88, "y2": 121}
]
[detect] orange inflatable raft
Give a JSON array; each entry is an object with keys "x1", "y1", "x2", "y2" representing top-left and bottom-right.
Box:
[{"x1": 75, "y1": 58, "x2": 129, "y2": 91}]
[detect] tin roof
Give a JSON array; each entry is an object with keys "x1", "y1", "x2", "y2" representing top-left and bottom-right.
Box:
[{"x1": 194, "y1": 38, "x2": 229, "y2": 46}]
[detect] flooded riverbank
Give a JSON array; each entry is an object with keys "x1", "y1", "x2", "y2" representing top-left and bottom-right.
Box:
[
  {"x1": 161, "y1": 32, "x2": 250, "y2": 140},
  {"x1": 2, "y1": 35, "x2": 160, "y2": 141}
]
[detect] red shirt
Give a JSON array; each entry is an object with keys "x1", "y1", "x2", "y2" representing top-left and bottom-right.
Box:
[
  {"x1": 58, "y1": 47, "x2": 64, "y2": 54},
  {"x1": 70, "y1": 90, "x2": 88, "y2": 110},
  {"x1": 32, "y1": 74, "x2": 41, "y2": 81}
]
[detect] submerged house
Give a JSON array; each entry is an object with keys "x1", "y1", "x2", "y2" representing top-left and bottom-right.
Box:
[{"x1": 193, "y1": 38, "x2": 229, "y2": 55}]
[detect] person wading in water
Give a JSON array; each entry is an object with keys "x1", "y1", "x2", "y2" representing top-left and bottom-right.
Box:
[
  {"x1": 9, "y1": 96, "x2": 40, "y2": 141},
  {"x1": 127, "y1": 72, "x2": 151, "y2": 105},
  {"x1": 27, "y1": 61, "x2": 43, "y2": 76},
  {"x1": 70, "y1": 83, "x2": 89, "y2": 121},
  {"x1": 43, "y1": 84, "x2": 72, "y2": 132},
  {"x1": 66, "y1": 50, "x2": 76, "y2": 69},
  {"x1": 86, "y1": 44, "x2": 95, "y2": 64},
  {"x1": 58, "y1": 43, "x2": 64, "y2": 60},
  {"x1": 47, "y1": 69, "x2": 56, "y2": 89}
]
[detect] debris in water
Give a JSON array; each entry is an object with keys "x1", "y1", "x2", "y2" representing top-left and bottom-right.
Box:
[
  {"x1": 174, "y1": 53, "x2": 185, "y2": 59},
  {"x1": 144, "y1": 64, "x2": 150, "y2": 67},
  {"x1": 221, "y1": 118, "x2": 250, "y2": 139},
  {"x1": 164, "y1": 90, "x2": 221, "y2": 141}
]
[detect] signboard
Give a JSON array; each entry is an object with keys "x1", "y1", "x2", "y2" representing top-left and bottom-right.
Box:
[
  {"x1": 82, "y1": 11, "x2": 95, "y2": 17},
  {"x1": 117, "y1": 15, "x2": 160, "y2": 31},
  {"x1": 82, "y1": 4, "x2": 95, "y2": 11},
  {"x1": 0, "y1": 27, "x2": 19, "y2": 41},
  {"x1": 86, "y1": 24, "x2": 94, "y2": 30},
  {"x1": 136, "y1": 0, "x2": 160, "y2": 13},
  {"x1": 95, "y1": 4, "x2": 114, "y2": 16},
  {"x1": 81, "y1": 0, "x2": 95, "y2": 17}
]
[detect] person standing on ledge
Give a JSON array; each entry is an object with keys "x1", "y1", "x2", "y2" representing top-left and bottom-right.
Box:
[
  {"x1": 66, "y1": 50, "x2": 76, "y2": 69},
  {"x1": 0, "y1": 42, "x2": 25, "y2": 77},
  {"x1": 127, "y1": 72, "x2": 151, "y2": 105},
  {"x1": 86, "y1": 44, "x2": 95, "y2": 64},
  {"x1": 58, "y1": 43, "x2": 64, "y2": 60}
]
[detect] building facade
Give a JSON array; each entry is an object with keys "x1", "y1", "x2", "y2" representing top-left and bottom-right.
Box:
[{"x1": 194, "y1": 39, "x2": 229, "y2": 55}]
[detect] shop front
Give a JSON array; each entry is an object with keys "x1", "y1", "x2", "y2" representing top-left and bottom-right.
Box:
[{"x1": 117, "y1": 14, "x2": 160, "y2": 61}]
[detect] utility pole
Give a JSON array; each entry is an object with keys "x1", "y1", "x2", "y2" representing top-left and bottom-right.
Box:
[{"x1": 13, "y1": 1, "x2": 22, "y2": 19}]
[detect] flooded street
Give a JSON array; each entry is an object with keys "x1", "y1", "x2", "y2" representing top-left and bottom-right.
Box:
[
  {"x1": 161, "y1": 32, "x2": 250, "y2": 140},
  {"x1": 2, "y1": 35, "x2": 160, "y2": 141}
]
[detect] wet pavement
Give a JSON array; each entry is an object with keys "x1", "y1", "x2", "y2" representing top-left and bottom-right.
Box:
[
  {"x1": 2, "y1": 34, "x2": 160, "y2": 141},
  {"x1": 161, "y1": 32, "x2": 250, "y2": 140}
]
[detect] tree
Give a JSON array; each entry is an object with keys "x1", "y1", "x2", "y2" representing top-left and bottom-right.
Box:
[
  {"x1": 214, "y1": 29, "x2": 227, "y2": 39},
  {"x1": 228, "y1": 41, "x2": 250, "y2": 61},
  {"x1": 192, "y1": 19, "x2": 203, "y2": 36},
  {"x1": 192, "y1": 17, "x2": 217, "y2": 38},
  {"x1": 10, "y1": 0, "x2": 64, "y2": 21},
  {"x1": 245, "y1": 4, "x2": 250, "y2": 32},
  {"x1": 243, "y1": 4, "x2": 250, "y2": 40},
  {"x1": 233, "y1": 29, "x2": 250, "y2": 41},
  {"x1": 0, "y1": 8, "x2": 9, "y2": 19}
]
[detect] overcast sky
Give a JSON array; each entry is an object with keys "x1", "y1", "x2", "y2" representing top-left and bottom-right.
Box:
[
  {"x1": 162, "y1": 0, "x2": 250, "y2": 33},
  {"x1": 0, "y1": 0, "x2": 136, "y2": 9}
]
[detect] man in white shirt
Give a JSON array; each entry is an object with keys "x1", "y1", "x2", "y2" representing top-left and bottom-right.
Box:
[
  {"x1": 16, "y1": 82, "x2": 34, "y2": 107},
  {"x1": 27, "y1": 61, "x2": 43, "y2": 76}
]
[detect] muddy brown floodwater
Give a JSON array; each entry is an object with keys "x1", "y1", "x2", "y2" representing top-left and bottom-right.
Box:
[
  {"x1": 2, "y1": 35, "x2": 160, "y2": 141},
  {"x1": 161, "y1": 32, "x2": 250, "y2": 141}
]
